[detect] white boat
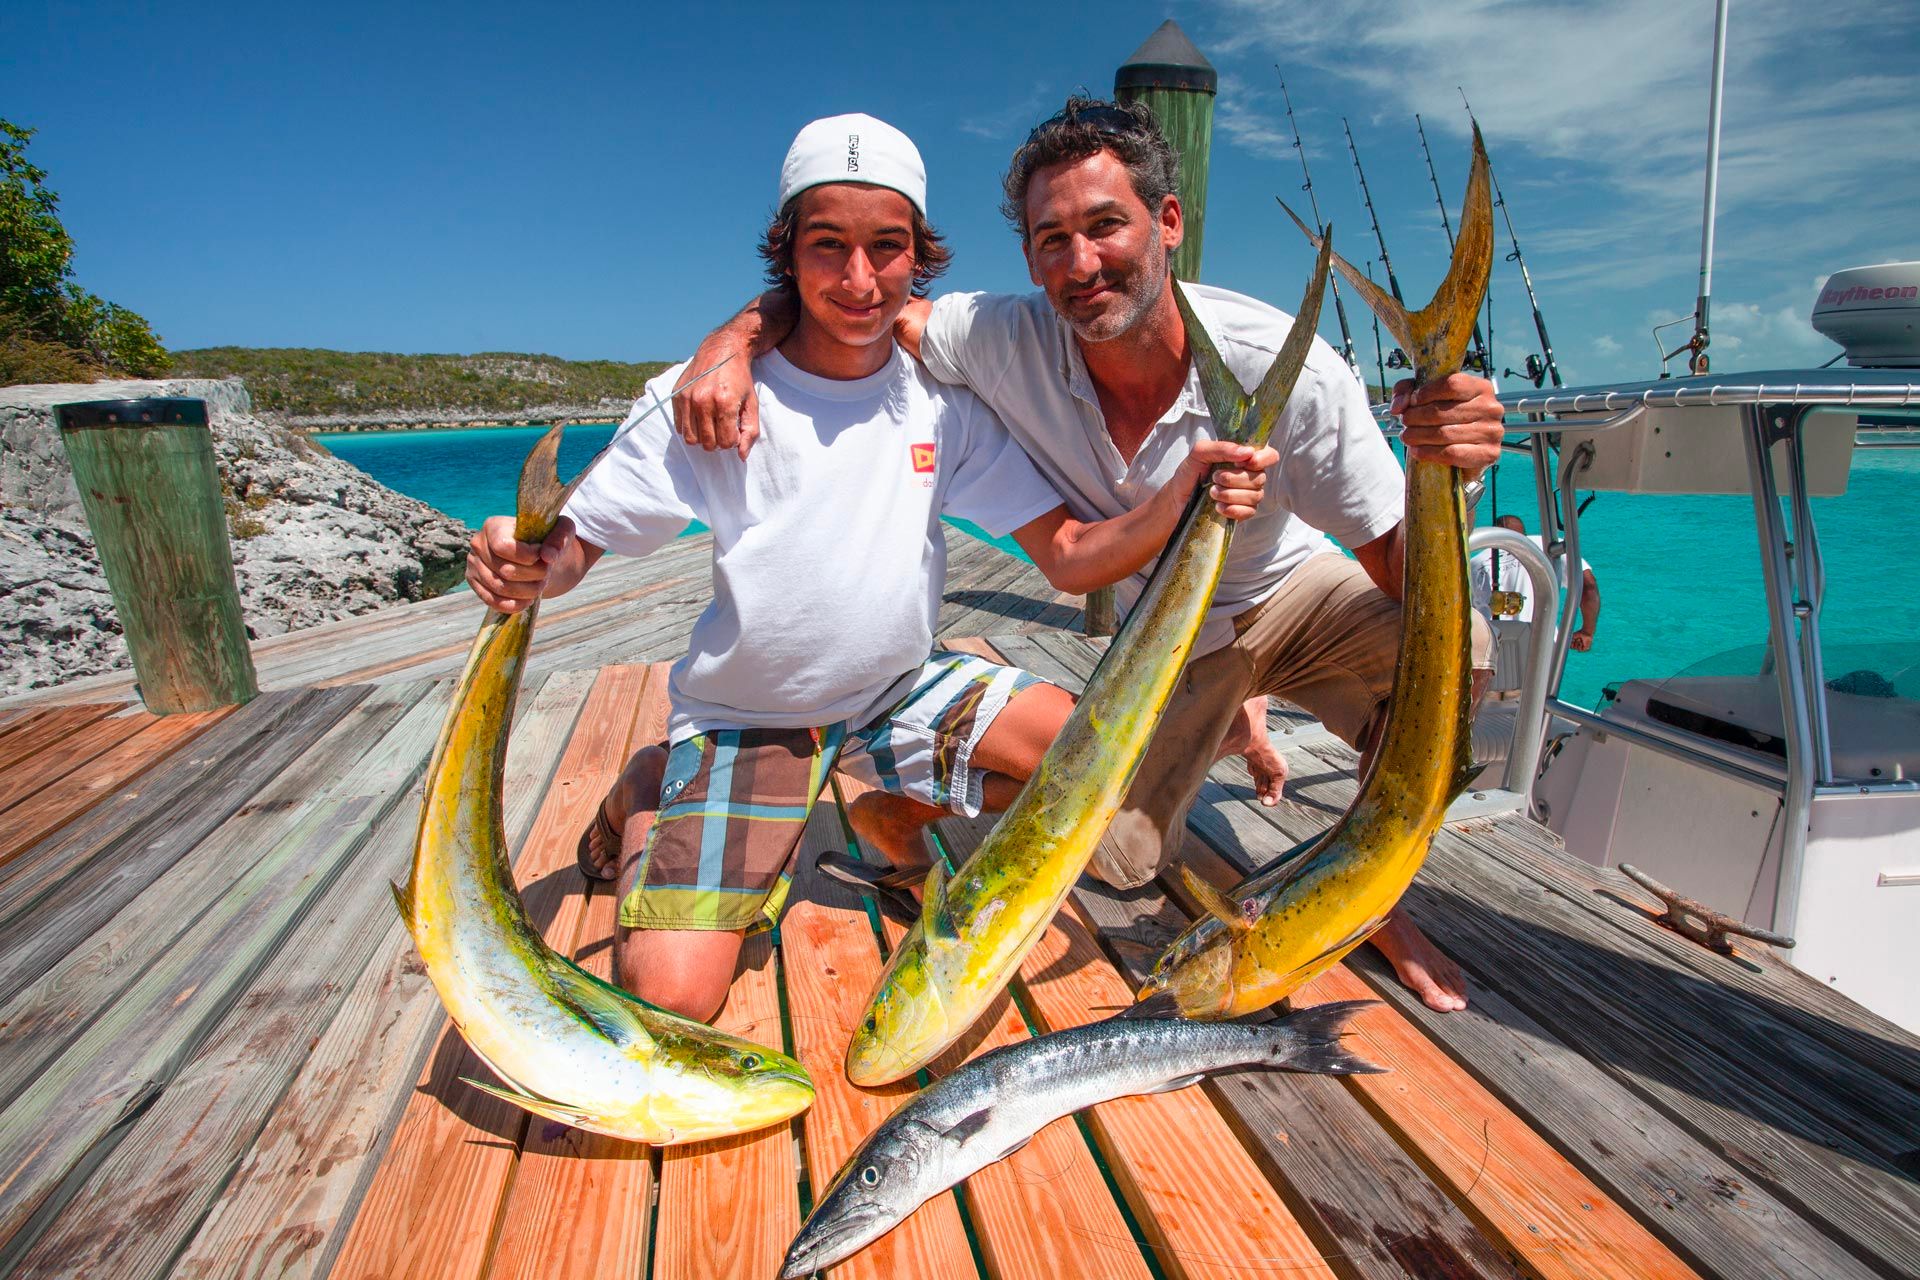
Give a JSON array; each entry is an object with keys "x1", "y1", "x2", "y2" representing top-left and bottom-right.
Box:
[{"x1": 1458, "y1": 362, "x2": 1920, "y2": 1032}]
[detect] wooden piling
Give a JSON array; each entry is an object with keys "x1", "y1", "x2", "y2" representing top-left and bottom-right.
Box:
[
  {"x1": 55, "y1": 398, "x2": 258, "y2": 713},
  {"x1": 1083, "y1": 21, "x2": 1218, "y2": 639}
]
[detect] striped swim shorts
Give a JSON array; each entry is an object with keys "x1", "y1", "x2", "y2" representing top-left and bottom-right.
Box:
[{"x1": 619, "y1": 651, "x2": 1045, "y2": 933}]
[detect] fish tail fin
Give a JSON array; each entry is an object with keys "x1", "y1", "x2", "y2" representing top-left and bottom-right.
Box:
[
  {"x1": 1271, "y1": 999, "x2": 1387, "y2": 1075},
  {"x1": 1279, "y1": 199, "x2": 1414, "y2": 366},
  {"x1": 514, "y1": 422, "x2": 574, "y2": 544},
  {"x1": 1404, "y1": 123, "x2": 1494, "y2": 383},
  {"x1": 389, "y1": 880, "x2": 414, "y2": 929},
  {"x1": 1173, "y1": 281, "x2": 1253, "y2": 443}
]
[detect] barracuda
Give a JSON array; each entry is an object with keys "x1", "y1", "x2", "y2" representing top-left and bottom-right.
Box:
[
  {"x1": 1140, "y1": 127, "x2": 1495, "y2": 1021},
  {"x1": 789, "y1": 1001, "x2": 1381, "y2": 1277},
  {"x1": 394, "y1": 424, "x2": 814, "y2": 1144},
  {"x1": 843, "y1": 238, "x2": 1334, "y2": 1087}
]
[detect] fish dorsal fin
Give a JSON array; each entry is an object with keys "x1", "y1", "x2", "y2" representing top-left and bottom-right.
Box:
[
  {"x1": 545, "y1": 954, "x2": 659, "y2": 1054},
  {"x1": 389, "y1": 880, "x2": 415, "y2": 930},
  {"x1": 923, "y1": 861, "x2": 957, "y2": 945},
  {"x1": 1280, "y1": 128, "x2": 1491, "y2": 384},
  {"x1": 1120, "y1": 989, "x2": 1183, "y2": 1021},
  {"x1": 1180, "y1": 865, "x2": 1254, "y2": 934}
]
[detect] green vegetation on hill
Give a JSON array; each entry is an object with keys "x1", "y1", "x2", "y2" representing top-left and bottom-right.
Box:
[
  {"x1": 1, "y1": 120, "x2": 169, "y2": 385},
  {"x1": 167, "y1": 348, "x2": 673, "y2": 418}
]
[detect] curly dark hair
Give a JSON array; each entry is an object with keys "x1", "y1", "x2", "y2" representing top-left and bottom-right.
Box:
[
  {"x1": 999, "y1": 96, "x2": 1181, "y2": 242},
  {"x1": 758, "y1": 190, "x2": 952, "y2": 297}
]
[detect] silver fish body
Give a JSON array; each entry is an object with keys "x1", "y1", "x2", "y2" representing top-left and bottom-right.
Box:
[{"x1": 782, "y1": 1000, "x2": 1379, "y2": 1277}]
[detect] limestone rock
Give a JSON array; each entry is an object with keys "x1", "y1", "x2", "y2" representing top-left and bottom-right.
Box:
[{"x1": 0, "y1": 377, "x2": 471, "y2": 698}]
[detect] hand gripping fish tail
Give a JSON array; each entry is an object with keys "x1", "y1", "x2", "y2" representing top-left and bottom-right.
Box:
[
  {"x1": 397, "y1": 400, "x2": 814, "y2": 1147},
  {"x1": 1140, "y1": 137, "x2": 1489, "y2": 1023},
  {"x1": 842, "y1": 241, "x2": 1335, "y2": 1088}
]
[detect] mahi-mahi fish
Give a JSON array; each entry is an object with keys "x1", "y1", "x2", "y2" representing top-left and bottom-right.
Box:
[
  {"x1": 843, "y1": 237, "x2": 1334, "y2": 1087},
  {"x1": 787, "y1": 1001, "x2": 1381, "y2": 1276},
  {"x1": 394, "y1": 421, "x2": 814, "y2": 1143},
  {"x1": 1139, "y1": 126, "x2": 1496, "y2": 1021}
]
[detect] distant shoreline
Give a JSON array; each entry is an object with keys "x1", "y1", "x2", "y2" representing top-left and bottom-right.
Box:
[{"x1": 302, "y1": 414, "x2": 623, "y2": 435}]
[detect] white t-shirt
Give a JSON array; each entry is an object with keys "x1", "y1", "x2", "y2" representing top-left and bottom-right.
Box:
[
  {"x1": 563, "y1": 346, "x2": 1063, "y2": 741},
  {"x1": 1470, "y1": 534, "x2": 1591, "y2": 623},
  {"x1": 920, "y1": 282, "x2": 1404, "y2": 657}
]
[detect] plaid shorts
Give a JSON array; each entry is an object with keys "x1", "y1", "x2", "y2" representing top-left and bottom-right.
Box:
[{"x1": 620, "y1": 651, "x2": 1044, "y2": 932}]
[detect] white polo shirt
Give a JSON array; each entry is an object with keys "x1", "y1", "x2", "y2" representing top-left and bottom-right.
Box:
[
  {"x1": 921, "y1": 282, "x2": 1404, "y2": 657},
  {"x1": 1471, "y1": 534, "x2": 1592, "y2": 624},
  {"x1": 564, "y1": 346, "x2": 1063, "y2": 740}
]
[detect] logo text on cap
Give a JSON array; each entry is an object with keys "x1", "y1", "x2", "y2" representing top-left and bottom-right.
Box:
[{"x1": 847, "y1": 133, "x2": 860, "y2": 172}]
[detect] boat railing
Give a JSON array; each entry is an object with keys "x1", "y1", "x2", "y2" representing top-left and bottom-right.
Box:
[{"x1": 1465, "y1": 527, "x2": 1558, "y2": 798}]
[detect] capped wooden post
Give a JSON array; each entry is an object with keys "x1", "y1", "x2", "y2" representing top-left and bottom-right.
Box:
[
  {"x1": 1081, "y1": 20, "x2": 1217, "y2": 638},
  {"x1": 1116, "y1": 18, "x2": 1217, "y2": 283},
  {"x1": 55, "y1": 397, "x2": 258, "y2": 713}
]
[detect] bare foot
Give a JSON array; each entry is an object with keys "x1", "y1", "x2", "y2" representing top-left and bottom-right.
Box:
[
  {"x1": 1370, "y1": 909, "x2": 1468, "y2": 1012},
  {"x1": 581, "y1": 746, "x2": 665, "y2": 880},
  {"x1": 844, "y1": 789, "x2": 938, "y2": 872},
  {"x1": 1217, "y1": 696, "x2": 1288, "y2": 806}
]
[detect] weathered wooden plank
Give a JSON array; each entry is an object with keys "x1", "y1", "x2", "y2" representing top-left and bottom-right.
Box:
[
  {"x1": 0, "y1": 687, "x2": 364, "y2": 932},
  {"x1": 326, "y1": 662, "x2": 652, "y2": 1280},
  {"x1": 651, "y1": 931, "x2": 799, "y2": 1280},
  {"x1": 846, "y1": 789, "x2": 1152, "y2": 1280},
  {"x1": 486, "y1": 665, "x2": 671, "y2": 1280},
  {"x1": 780, "y1": 803, "x2": 977, "y2": 1280},
  {"x1": 6, "y1": 683, "x2": 455, "y2": 1279},
  {"x1": 0, "y1": 707, "x2": 233, "y2": 867},
  {"x1": 0, "y1": 708, "x2": 150, "y2": 814},
  {"x1": 1071, "y1": 872, "x2": 1524, "y2": 1280},
  {"x1": 0, "y1": 703, "x2": 119, "y2": 774},
  {"x1": 485, "y1": 884, "x2": 656, "y2": 1280},
  {"x1": 928, "y1": 811, "x2": 1335, "y2": 1280},
  {"x1": 170, "y1": 668, "x2": 594, "y2": 1280},
  {"x1": 0, "y1": 684, "x2": 430, "y2": 1105},
  {"x1": 0, "y1": 685, "x2": 438, "y2": 1269},
  {"x1": 1341, "y1": 946, "x2": 1885, "y2": 1280}
]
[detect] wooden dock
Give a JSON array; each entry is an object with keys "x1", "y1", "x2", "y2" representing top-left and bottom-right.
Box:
[{"x1": 1, "y1": 534, "x2": 1916, "y2": 1280}]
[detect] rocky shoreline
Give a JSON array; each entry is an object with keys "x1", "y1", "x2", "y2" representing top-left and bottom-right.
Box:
[{"x1": 0, "y1": 376, "x2": 472, "y2": 699}]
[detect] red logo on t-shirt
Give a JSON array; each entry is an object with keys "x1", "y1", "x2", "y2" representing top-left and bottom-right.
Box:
[{"x1": 910, "y1": 443, "x2": 937, "y2": 474}]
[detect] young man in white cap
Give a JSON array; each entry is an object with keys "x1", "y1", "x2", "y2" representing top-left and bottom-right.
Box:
[{"x1": 465, "y1": 113, "x2": 1278, "y2": 1022}]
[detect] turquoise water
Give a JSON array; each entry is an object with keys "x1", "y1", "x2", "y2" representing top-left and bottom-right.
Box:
[{"x1": 317, "y1": 425, "x2": 1919, "y2": 711}]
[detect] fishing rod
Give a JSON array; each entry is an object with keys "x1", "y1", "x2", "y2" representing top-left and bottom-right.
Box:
[
  {"x1": 1414, "y1": 113, "x2": 1491, "y2": 376},
  {"x1": 1342, "y1": 118, "x2": 1409, "y2": 373},
  {"x1": 1363, "y1": 261, "x2": 1389, "y2": 399},
  {"x1": 1460, "y1": 89, "x2": 1563, "y2": 388},
  {"x1": 1277, "y1": 72, "x2": 1360, "y2": 381}
]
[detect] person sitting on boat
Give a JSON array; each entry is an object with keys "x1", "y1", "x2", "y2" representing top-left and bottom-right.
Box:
[
  {"x1": 1471, "y1": 513, "x2": 1601, "y2": 651},
  {"x1": 674, "y1": 98, "x2": 1506, "y2": 1013},
  {"x1": 463, "y1": 113, "x2": 1278, "y2": 1024}
]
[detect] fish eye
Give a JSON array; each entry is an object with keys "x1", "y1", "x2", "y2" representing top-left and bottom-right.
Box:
[
  {"x1": 741, "y1": 1053, "x2": 761, "y2": 1070},
  {"x1": 863, "y1": 1014, "x2": 877, "y2": 1034},
  {"x1": 860, "y1": 1165, "x2": 880, "y2": 1187}
]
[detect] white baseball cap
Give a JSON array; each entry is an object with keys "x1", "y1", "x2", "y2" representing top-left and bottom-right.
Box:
[{"x1": 777, "y1": 113, "x2": 927, "y2": 218}]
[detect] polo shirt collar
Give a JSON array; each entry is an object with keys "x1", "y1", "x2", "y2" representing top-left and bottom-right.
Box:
[{"x1": 1050, "y1": 290, "x2": 1214, "y2": 430}]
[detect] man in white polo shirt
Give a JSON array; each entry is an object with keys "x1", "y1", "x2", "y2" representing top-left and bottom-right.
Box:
[
  {"x1": 675, "y1": 98, "x2": 1506, "y2": 1012},
  {"x1": 465, "y1": 113, "x2": 1276, "y2": 1022}
]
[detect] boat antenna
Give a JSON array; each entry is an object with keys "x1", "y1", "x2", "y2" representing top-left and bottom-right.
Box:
[
  {"x1": 1342, "y1": 118, "x2": 1409, "y2": 372},
  {"x1": 1459, "y1": 89, "x2": 1563, "y2": 388},
  {"x1": 1277, "y1": 71, "x2": 1360, "y2": 382},
  {"x1": 1414, "y1": 113, "x2": 1492, "y2": 376},
  {"x1": 1689, "y1": 0, "x2": 1731, "y2": 376}
]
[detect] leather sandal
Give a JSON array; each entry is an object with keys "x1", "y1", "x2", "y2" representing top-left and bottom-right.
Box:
[{"x1": 575, "y1": 794, "x2": 621, "y2": 882}]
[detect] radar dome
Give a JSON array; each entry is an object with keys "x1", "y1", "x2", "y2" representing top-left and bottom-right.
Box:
[{"x1": 1811, "y1": 263, "x2": 1920, "y2": 367}]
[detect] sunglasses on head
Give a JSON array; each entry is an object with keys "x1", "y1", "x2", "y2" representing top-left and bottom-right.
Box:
[{"x1": 1026, "y1": 103, "x2": 1144, "y2": 145}]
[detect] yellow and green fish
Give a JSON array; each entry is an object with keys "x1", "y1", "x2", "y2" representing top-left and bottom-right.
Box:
[
  {"x1": 845, "y1": 240, "x2": 1334, "y2": 1086},
  {"x1": 395, "y1": 424, "x2": 814, "y2": 1143},
  {"x1": 1140, "y1": 127, "x2": 1496, "y2": 1020}
]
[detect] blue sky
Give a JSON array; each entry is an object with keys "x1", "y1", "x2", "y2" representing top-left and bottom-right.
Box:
[{"x1": 5, "y1": 0, "x2": 1914, "y2": 386}]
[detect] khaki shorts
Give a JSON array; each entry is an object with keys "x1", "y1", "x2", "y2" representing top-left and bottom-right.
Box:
[{"x1": 1090, "y1": 553, "x2": 1492, "y2": 889}]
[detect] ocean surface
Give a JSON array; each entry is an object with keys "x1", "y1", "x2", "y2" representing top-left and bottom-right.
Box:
[{"x1": 317, "y1": 423, "x2": 1919, "y2": 711}]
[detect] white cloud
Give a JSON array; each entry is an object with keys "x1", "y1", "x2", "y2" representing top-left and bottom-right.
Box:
[{"x1": 1593, "y1": 334, "x2": 1622, "y2": 356}]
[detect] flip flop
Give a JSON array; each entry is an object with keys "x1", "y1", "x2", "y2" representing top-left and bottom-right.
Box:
[
  {"x1": 813, "y1": 850, "x2": 926, "y2": 925},
  {"x1": 576, "y1": 795, "x2": 621, "y2": 883}
]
